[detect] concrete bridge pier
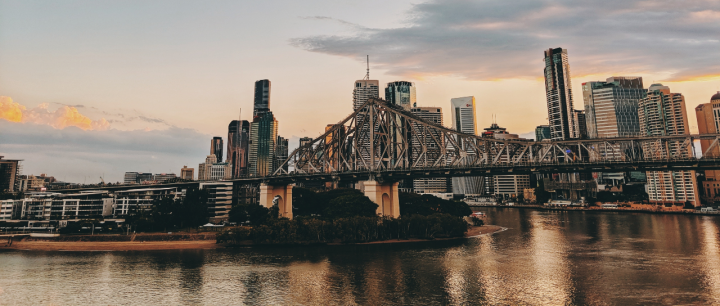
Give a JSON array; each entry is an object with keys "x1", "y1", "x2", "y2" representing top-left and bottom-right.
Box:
[
  {"x1": 259, "y1": 183, "x2": 293, "y2": 219},
  {"x1": 363, "y1": 180, "x2": 400, "y2": 218}
]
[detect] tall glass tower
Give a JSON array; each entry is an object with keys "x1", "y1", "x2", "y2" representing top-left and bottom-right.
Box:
[
  {"x1": 544, "y1": 48, "x2": 576, "y2": 140},
  {"x1": 211, "y1": 137, "x2": 223, "y2": 162},
  {"x1": 253, "y1": 79, "x2": 271, "y2": 117},
  {"x1": 227, "y1": 120, "x2": 250, "y2": 178}
]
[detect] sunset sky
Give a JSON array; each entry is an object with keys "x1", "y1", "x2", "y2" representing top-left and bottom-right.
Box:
[{"x1": 1, "y1": 0, "x2": 719, "y2": 183}]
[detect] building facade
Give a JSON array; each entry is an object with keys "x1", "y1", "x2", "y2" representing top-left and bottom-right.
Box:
[
  {"x1": 248, "y1": 112, "x2": 278, "y2": 177},
  {"x1": 385, "y1": 81, "x2": 416, "y2": 111},
  {"x1": 200, "y1": 182, "x2": 233, "y2": 222},
  {"x1": 638, "y1": 84, "x2": 699, "y2": 206},
  {"x1": 227, "y1": 120, "x2": 250, "y2": 178},
  {"x1": 254, "y1": 79, "x2": 271, "y2": 117},
  {"x1": 543, "y1": 48, "x2": 577, "y2": 140},
  {"x1": 582, "y1": 77, "x2": 644, "y2": 139},
  {"x1": 275, "y1": 136, "x2": 289, "y2": 172},
  {"x1": 450, "y1": 97, "x2": 484, "y2": 195},
  {"x1": 211, "y1": 137, "x2": 223, "y2": 163},
  {"x1": 411, "y1": 106, "x2": 449, "y2": 193},
  {"x1": 0, "y1": 157, "x2": 21, "y2": 193},
  {"x1": 695, "y1": 91, "x2": 720, "y2": 202},
  {"x1": 180, "y1": 166, "x2": 194, "y2": 180},
  {"x1": 482, "y1": 123, "x2": 531, "y2": 199}
]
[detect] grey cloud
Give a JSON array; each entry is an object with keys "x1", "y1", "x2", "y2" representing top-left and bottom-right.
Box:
[
  {"x1": 0, "y1": 121, "x2": 210, "y2": 183},
  {"x1": 138, "y1": 116, "x2": 169, "y2": 125},
  {"x1": 292, "y1": 0, "x2": 720, "y2": 81}
]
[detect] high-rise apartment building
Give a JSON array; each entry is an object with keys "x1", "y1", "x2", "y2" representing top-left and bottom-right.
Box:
[
  {"x1": 573, "y1": 110, "x2": 588, "y2": 139},
  {"x1": 228, "y1": 120, "x2": 250, "y2": 178},
  {"x1": 583, "y1": 77, "x2": 644, "y2": 138},
  {"x1": 385, "y1": 81, "x2": 416, "y2": 111},
  {"x1": 638, "y1": 84, "x2": 699, "y2": 206},
  {"x1": 211, "y1": 137, "x2": 223, "y2": 163},
  {"x1": 275, "y1": 136, "x2": 289, "y2": 172},
  {"x1": 248, "y1": 112, "x2": 278, "y2": 177},
  {"x1": 0, "y1": 157, "x2": 21, "y2": 193},
  {"x1": 535, "y1": 125, "x2": 551, "y2": 141},
  {"x1": 695, "y1": 91, "x2": 720, "y2": 201},
  {"x1": 411, "y1": 106, "x2": 449, "y2": 193},
  {"x1": 254, "y1": 79, "x2": 271, "y2": 117},
  {"x1": 543, "y1": 48, "x2": 577, "y2": 140},
  {"x1": 450, "y1": 97, "x2": 484, "y2": 195}
]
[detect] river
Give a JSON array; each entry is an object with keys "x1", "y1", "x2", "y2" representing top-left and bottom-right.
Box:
[{"x1": 2, "y1": 208, "x2": 720, "y2": 305}]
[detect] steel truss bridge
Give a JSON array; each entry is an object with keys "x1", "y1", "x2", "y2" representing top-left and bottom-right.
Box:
[{"x1": 258, "y1": 98, "x2": 720, "y2": 184}]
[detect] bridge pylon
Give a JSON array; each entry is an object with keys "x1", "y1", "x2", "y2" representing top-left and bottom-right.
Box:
[
  {"x1": 362, "y1": 180, "x2": 400, "y2": 218},
  {"x1": 259, "y1": 183, "x2": 293, "y2": 219}
]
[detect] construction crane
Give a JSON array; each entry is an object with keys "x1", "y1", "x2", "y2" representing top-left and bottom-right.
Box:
[{"x1": 99, "y1": 176, "x2": 105, "y2": 185}]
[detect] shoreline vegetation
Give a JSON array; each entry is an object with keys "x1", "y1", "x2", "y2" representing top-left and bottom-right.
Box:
[
  {"x1": 472, "y1": 204, "x2": 720, "y2": 216},
  {"x1": 0, "y1": 225, "x2": 503, "y2": 251}
]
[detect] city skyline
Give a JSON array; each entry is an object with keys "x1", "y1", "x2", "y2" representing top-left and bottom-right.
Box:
[{"x1": 1, "y1": 0, "x2": 720, "y2": 182}]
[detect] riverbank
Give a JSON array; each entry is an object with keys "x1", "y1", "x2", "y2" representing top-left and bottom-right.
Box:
[
  {"x1": 0, "y1": 233, "x2": 220, "y2": 251},
  {"x1": 0, "y1": 226, "x2": 505, "y2": 251},
  {"x1": 471, "y1": 204, "x2": 720, "y2": 216}
]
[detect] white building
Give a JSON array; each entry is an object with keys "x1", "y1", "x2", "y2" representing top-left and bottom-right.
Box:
[{"x1": 450, "y1": 96, "x2": 484, "y2": 195}]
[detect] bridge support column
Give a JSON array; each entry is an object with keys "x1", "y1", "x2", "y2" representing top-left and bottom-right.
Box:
[
  {"x1": 259, "y1": 183, "x2": 293, "y2": 219},
  {"x1": 363, "y1": 180, "x2": 400, "y2": 218}
]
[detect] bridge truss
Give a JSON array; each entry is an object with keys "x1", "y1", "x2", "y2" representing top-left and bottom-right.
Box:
[{"x1": 272, "y1": 98, "x2": 720, "y2": 181}]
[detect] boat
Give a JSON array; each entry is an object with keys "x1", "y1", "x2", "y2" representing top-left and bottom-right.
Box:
[{"x1": 470, "y1": 211, "x2": 486, "y2": 218}]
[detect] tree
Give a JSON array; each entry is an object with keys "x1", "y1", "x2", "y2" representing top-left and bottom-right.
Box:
[
  {"x1": 399, "y1": 192, "x2": 472, "y2": 217},
  {"x1": 176, "y1": 189, "x2": 209, "y2": 228},
  {"x1": 534, "y1": 180, "x2": 551, "y2": 205},
  {"x1": 324, "y1": 194, "x2": 378, "y2": 218},
  {"x1": 292, "y1": 187, "x2": 322, "y2": 216},
  {"x1": 229, "y1": 203, "x2": 273, "y2": 225}
]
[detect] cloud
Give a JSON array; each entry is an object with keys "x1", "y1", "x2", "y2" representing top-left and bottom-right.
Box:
[
  {"x1": 0, "y1": 120, "x2": 210, "y2": 183},
  {"x1": 0, "y1": 96, "x2": 110, "y2": 130},
  {"x1": 292, "y1": 0, "x2": 720, "y2": 81}
]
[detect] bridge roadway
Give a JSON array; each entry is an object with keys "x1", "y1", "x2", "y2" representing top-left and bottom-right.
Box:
[{"x1": 53, "y1": 157, "x2": 720, "y2": 193}]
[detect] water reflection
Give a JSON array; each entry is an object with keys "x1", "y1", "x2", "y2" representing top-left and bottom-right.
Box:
[{"x1": 3, "y1": 209, "x2": 720, "y2": 305}]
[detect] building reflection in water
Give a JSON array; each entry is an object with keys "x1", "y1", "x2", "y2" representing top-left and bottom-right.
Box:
[{"x1": 700, "y1": 217, "x2": 720, "y2": 303}]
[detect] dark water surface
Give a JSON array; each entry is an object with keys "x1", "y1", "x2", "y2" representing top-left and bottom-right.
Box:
[{"x1": 2, "y1": 208, "x2": 720, "y2": 305}]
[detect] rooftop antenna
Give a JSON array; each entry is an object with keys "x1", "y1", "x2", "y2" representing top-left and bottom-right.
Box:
[
  {"x1": 363, "y1": 55, "x2": 370, "y2": 80},
  {"x1": 239, "y1": 108, "x2": 242, "y2": 122}
]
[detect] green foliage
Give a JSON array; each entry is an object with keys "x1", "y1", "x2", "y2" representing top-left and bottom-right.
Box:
[
  {"x1": 324, "y1": 194, "x2": 379, "y2": 218},
  {"x1": 128, "y1": 188, "x2": 210, "y2": 232},
  {"x1": 292, "y1": 187, "x2": 322, "y2": 216},
  {"x1": 229, "y1": 203, "x2": 274, "y2": 225},
  {"x1": 399, "y1": 192, "x2": 472, "y2": 217},
  {"x1": 596, "y1": 185, "x2": 649, "y2": 203},
  {"x1": 217, "y1": 214, "x2": 468, "y2": 245}
]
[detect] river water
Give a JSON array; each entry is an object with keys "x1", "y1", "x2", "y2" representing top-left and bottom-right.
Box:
[{"x1": 2, "y1": 208, "x2": 720, "y2": 305}]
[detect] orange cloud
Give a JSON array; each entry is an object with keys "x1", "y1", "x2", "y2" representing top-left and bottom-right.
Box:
[
  {"x1": 0, "y1": 96, "x2": 110, "y2": 131},
  {"x1": 0, "y1": 96, "x2": 25, "y2": 122}
]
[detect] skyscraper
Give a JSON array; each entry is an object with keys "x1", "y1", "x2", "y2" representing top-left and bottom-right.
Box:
[
  {"x1": 695, "y1": 91, "x2": 720, "y2": 201},
  {"x1": 211, "y1": 137, "x2": 223, "y2": 163},
  {"x1": 544, "y1": 48, "x2": 576, "y2": 140},
  {"x1": 385, "y1": 81, "x2": 416, "y2": 111},
  {"x1": 582, "y1": 77, "x2": 644, "y2": 138},
  {"x1": 582, "y1": 77, "x2": 645, "y2": 185},
  {"x1": 411, "y1": 106, "x2": 448, "y2": 193},
  {"x1": 353, "y1": 80, "x2": 379, "y2": 111},
  {"x1": 248, "y1": 112, "x2": 278, "y2": 177},
  {"x1": 353, "y1": 76, "x2": 380, "y2": 170},
  {"x1": 638, "y1": 84, "x2": 699, "y2": 206},
  {"x1": 253, "y1": 79, "x2": 271, "y2": 117},
  {"x1": 227, "y1": 120, "x2": 250, "y2": 178},
  {"x1": 450, "y1": 97, "x2": 484, "y2": 195}
]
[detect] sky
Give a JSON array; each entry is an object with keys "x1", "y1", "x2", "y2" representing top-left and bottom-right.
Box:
[{"x1": 1, "y1": 0, "x2": 719, "y2": 183}]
